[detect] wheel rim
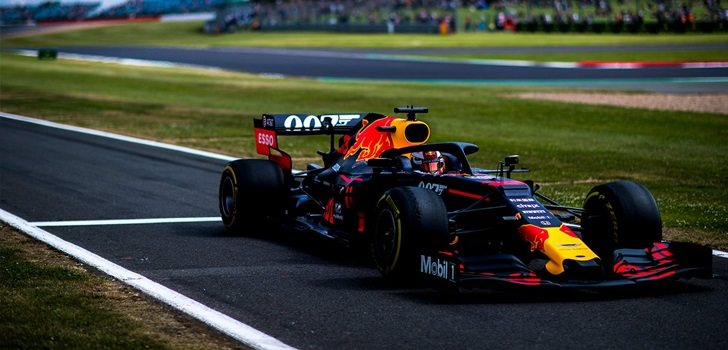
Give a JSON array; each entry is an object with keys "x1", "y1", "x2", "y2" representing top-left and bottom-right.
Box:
[
  {"x1": 374, "y1": 209, "x2": 398, "y2": 267},
  {"x1": 220, "y1": 175, "x2": 236, "y2": 218}
]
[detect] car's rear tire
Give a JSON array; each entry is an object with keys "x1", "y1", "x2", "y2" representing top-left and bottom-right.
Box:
[
  {"x1": 219, "y1": 159, "x2": 287, "y2": 233},
  {"x1": 370, "y1": 187, "x2": 449, "y2": 280},
  {"x1": 581, "y1": 181, "x2": 662, "y2": 260}
]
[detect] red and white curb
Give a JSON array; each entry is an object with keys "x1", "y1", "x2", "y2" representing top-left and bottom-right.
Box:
[
  {"x1": 578, "y1": 61, "x2": 728, "y2": 69},
  {"x1": 13, "y1": 49, "x2": 728, "y2": 71}
]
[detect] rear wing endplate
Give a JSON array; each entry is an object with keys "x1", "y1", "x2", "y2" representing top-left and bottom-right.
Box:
[{"x1": 253, "y1": 113, "x2": 366, "y2": 172}]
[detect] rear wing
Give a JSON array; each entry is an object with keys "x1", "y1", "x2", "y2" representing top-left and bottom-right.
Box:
[
  {"x1": 253, "y1": 113, "x2": 368, "y2": 172},
  {"x1": 257, "y1": 113, "x2": 366, "y2": 135}
]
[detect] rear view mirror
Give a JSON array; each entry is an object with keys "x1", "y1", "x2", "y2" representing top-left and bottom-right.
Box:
[{"x1": 505, "y1": 155, "x2": 519, "y2": 167}]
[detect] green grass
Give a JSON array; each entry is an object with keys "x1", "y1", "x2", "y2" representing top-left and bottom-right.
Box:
[
  {"x1": 0, "y1": 245, "x2": 170, "y2": 349},
  {"x1": 3, "y1": 21, "x2": 728, "y2": 49},
  {"x1": 0, "y1": 224, "x2": 246, "y2": 349},
  {"x1": 1, "y1": 53, "x2": 726, "y2": 248}
]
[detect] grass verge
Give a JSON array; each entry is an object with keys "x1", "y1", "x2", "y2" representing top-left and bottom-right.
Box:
[
  {"x1": 1, "y1": 53, "x2": 726, "y2": 249},
  {"x1": 0, "y1": 223, "x2": 248, "y2": 349},
  {"x1": 3, "y1": 21, "x2": 728, "y2": 51},
  {"x1": 5, "y1": 21, "x2": 727, "y2": 63}
]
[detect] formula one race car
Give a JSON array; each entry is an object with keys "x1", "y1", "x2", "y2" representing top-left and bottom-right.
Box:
[{"x1": 219, "y1": 107, "x2": 712, "y2": 288}]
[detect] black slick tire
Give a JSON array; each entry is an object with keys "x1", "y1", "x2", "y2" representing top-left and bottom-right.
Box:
[
  {"x1": 370, "y1": 186, "x2": 448, "y2": 280},
  {"x1": 219, "y1": 159, "x2": 287, "y2": 233},
  {"x1": 581, "y1": 181, "x2": 662, "y2": 260}
]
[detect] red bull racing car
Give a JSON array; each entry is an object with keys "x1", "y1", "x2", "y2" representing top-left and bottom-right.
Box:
[{"x1": 219, "y1": 107, "x2": 712, "y2": 288}]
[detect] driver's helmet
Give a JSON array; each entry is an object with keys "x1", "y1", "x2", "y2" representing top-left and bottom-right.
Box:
[{"x1": 411, "y1": 150, "x2": 445, "y2": 174}]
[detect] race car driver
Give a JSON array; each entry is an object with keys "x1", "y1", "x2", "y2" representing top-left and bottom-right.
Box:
[{"x1": 410, "y1": 150, "x2": 446, "y2": 175}]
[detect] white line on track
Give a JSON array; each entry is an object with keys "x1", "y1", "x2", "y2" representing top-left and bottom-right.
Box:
[
  {"x1": 13, "y1": 50, "x2": 286, "y2": 79},
  {"x1": 0, "y1": 112, "x2": 296, "y2": 350},
  {"x1": 31, "y1": 217, "x2": 221, "y2": 227},
  {"x1": 0, "y1": 111, "x2": 236, "y2": 162},
  {"x1": 714, "y1": 250, "x2": 728, "y2": 259},
  {"x1": 0, "y1": 209, "x2": 295, "y2": 350},
  {"x1": 13, "y1": 49, "x2": 225, "y2": 72}
]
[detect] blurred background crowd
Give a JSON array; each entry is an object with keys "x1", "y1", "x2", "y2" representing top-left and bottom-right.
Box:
[{"x1": 2, "y1": 0, "x2": 727, "y2": 34}]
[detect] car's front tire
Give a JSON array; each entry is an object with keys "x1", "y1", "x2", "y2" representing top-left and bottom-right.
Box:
[
  {"x1": 581, "y1": 181, "x2": 662, "y2": 260},
  {"x1": 219, "y1": 159, "x2": 287, "y2": 233},
  {"x1": 370, "y1": 186, "x2": 448, "y2": 280}
]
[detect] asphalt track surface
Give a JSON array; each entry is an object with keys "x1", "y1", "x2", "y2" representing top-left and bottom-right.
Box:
[
  {"x1": 1, "y1": 115, "x2": 728, "y2": 349},
  {"x1": 52, "y1": 45, "x2": 728, "y2": 93}
]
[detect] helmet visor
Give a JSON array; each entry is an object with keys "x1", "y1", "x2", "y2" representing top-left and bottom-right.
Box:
[{"x1": 423, "y1": 160, "x2": 443, "y2": 173}]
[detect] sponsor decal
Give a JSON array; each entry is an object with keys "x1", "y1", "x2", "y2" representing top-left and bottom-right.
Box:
[
  {"x1": 283, "y1": 114, "x2": 360, "y2": 132},
  {"x1": 254, "y1": 128, "x2": 277, "y2": 155},
  {"x1": 418, "y1": 181, "x2": 448, "y2": 195},
  {"x1": 333, "y1": 203, "x2": 344, "y2": 221},
  {"x1": 344, "y1": 118, "x2": 395, "y2": 161},
  {"x1": 257, "y1": 132, "x2": 276, "y2": 147},
  {"x1": 420, "y1": 255, "x2": 457, "y2": 283},
  {"x1": 519, "y1": 225, "x2": 549, "y2": 252},
  {"x1": 509, "y1": 197, "x2": 557, "y2": 225},
  {"x1": 510, "y1": 198, "x2": 536, "y2": 203},
  {"x1": 262, "y1": 115, "x2": 275, "y2": 128}
]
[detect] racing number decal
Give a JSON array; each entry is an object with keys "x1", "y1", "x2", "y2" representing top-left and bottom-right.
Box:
[{"x1": 283, "y1": 114, "x2": 360, "y2": 132}]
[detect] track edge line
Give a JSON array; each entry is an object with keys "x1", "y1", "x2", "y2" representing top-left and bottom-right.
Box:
[
  {"x1": 0, "y1": 208, "x2": 297, "y2": 350},
  {"x1": 0, "y1": 111, "x2": 237, "y2": 162}
]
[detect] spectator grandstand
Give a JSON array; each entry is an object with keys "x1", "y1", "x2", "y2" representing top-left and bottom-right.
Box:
[
  {"x1": 1, "y1": 0, "x2": 224, "y2": 24},
  {"x1": 460, "y1": 0, "x2": 728, "y2": 33},
  {"x1": 93, "y1": 0, "x2": 221, "y2": 19},
  {"x1": 2, "y1": 1, "x2": 727, "y2": 33},
  {"x1": 204, "y1": 0, "x2": 458, "y2": 34}
]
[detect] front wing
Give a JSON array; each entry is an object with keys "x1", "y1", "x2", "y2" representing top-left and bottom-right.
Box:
[{"x1": 420, "y1": 241, "x2": 713, "y2": 288}]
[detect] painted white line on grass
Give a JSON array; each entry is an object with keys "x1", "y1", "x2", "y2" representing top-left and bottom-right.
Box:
[
  {"x1": 13, "y1": 50, "x2": 286, "y2": 79},
  {"x1": 31, "y1": 217, "x2": 221, "y2": 227},
  {"x1": 14, "y1": 49, "x2": 225, "y2": 72},
  {"x1": 0, "y1": 111, "x2": 237, "y2": 162},
  {"x1": 0, "y1": 208, "x2": 296, "y2": 350}
]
